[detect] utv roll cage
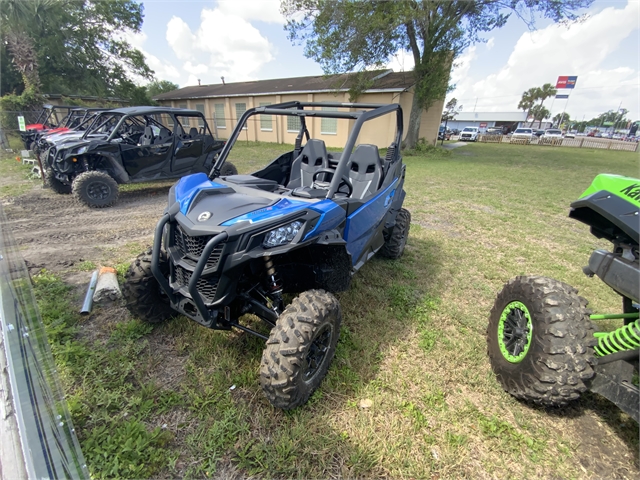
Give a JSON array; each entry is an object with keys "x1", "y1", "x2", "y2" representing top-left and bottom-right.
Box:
[{"x1": 210, "y1": 101, "x2": 404, "y2": 198}]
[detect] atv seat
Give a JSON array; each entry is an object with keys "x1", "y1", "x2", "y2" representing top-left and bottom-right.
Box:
[
  {"x1": 348, "y1": 144, "x2": 382, "y2": 199},
  {"x1": 287, "y1": 139, "x2": 329, "y2": 189},
  {"x1": 188, "y1": 127, "x2": 198, "y2": 138}
]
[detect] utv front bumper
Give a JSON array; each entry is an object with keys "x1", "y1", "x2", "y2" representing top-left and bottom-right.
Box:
[{"x1": 151, "y1": 214, "x2": 229, "y2": 328}]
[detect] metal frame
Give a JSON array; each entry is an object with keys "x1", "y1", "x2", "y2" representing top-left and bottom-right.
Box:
[{"x1": 210, "y1": 101, "x2": 403, "y2": 198}]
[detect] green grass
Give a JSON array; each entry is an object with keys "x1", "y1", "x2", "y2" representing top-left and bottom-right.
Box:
[
  {"x1": 0, "y1": 152, "x2": 39, "y2": 197},
  {"x1": 32, "y1": 142, "x2": 639, "y2": 478}
]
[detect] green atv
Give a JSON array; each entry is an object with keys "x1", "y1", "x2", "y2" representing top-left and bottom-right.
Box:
[{"x1": 487, "y1": 174, "x2": 639, "y2": 422}]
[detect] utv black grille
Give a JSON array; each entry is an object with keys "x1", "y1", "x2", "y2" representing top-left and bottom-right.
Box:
[
  {"x1": 173, "y1": 265, "x2": 219, "y2": 303},
  {"x1": 173, "y1": 225, "x2": 224, "y2": 269}
]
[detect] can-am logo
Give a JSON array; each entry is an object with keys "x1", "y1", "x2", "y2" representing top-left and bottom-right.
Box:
[
  {"x1": 198, "y1": 211, "x2": 212, "y2": 222},
  {"x1": 620, "y1": 183, "x2": 640, "y2": 200}
]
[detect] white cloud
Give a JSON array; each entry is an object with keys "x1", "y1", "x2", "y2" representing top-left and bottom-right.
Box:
[
  {"x1": 486, "y1": 37, "x2": 495, "y2": 50},
  {"x1": 122, "y1": 31, "x2": 181, "y2": 84},
  {"x1": 165, "y1": 7, "x2": 275, "y2": 85},
  {"x1": 447, "y1": 0, "x2": 640, "y2": 120},
  {"x1": 216, "y1": 0, "x2": 285, "y2": 24},
  {"x1": 386, "y1": 49, "x2": 415, "y2": 72}
]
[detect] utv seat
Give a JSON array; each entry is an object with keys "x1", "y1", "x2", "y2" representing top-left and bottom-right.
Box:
[
  {"x1": 188, "y1": 127, "x2": 199, "y2": 138},
  {"x1": 153, "y1": 129, "x2": 173, "y2": 145},
  {"x1": 287, "y1": 139, "x2": 329, "y2": 189},
  {"x1": 348, "y1": 144, "x2": 383, "y2": 199},
  {"x1": 140, "y1": 126, "x2": 154, "y2": 146}
]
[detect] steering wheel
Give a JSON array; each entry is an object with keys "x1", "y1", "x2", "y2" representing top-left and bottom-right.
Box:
[{"x1": 312, "y1": 168, "x2": 353, "y2": 197}]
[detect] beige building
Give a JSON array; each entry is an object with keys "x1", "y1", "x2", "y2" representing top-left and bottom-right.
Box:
[{"x1": 153, "y1": 71, "x2": 444, "y2": 148}]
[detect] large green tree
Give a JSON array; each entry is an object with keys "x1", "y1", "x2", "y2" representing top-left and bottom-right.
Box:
[
  {"x1": 282, "y1": 0, "x2": 592, "y2": 149},
  {"x1": 147, "y1": 80, "x2": 179, "y2": 98},
  {"x1": 1, "y1": 0, "x2": 59, "y2": 92},
  {"x1": 1, "y1": 0, "x2": 153, "y2": 101}
]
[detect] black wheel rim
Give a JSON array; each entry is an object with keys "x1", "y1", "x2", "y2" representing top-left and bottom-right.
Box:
[
  {"x1": 498, "y1": 301, "x2": 532, "y2": 363},
  {"x1": 87, "y1": 181, "x2": 111, "y2": 200},
  {"x1": 303, "y1": 324, "x2": 332, "y2": 382}
]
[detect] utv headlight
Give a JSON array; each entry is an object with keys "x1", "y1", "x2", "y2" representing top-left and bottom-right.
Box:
[
  {"x1": 76, "y1": 145, "x2": 88, "y2": 154},
  {"x1": 263, "y1": 221, "x2": 303, "y2": 248}
]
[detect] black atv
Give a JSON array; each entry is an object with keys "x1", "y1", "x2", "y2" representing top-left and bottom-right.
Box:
[
  {"x1": 123, "y1": 101, "x2": 410, "y2": 409},
  {"x1": 46, "y1": 107, "x2": 230, "y2": 207},
  {"x1": 488, "y1": 174, "x2": 639, "y2": 422}
]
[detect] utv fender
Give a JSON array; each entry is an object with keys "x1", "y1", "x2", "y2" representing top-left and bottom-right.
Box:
[{"x1": 91, "y1": 151, "x2": 130, "y2": 184}]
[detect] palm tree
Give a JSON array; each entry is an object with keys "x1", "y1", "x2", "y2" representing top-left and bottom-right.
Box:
[
  {"x1": 518, "y1": 87, "x2": 540, "y2": 127},
  {"x1": 531, "y1": 104, "x2": 550, "y2": 129},
  {"x1": 1, "y1": 0, "x2": 61, "y2": 92},
  {"x1": 537, "y1": 83, "x2": 557, "y2": 108}
]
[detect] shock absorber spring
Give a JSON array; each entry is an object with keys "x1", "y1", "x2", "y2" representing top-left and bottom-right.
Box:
[
  {"x1": 263, "y1": 256, "x2": 282, "y2": 294},
  {"x1": 593, "y1": 319, "x2": 640, "y2": 356}
]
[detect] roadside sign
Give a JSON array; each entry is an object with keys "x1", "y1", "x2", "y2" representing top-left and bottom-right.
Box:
[
  {"x1": 17, "y1": 116, "x2": 26, "y2": 132},
  {"x1": 556, "y1": 94, "x2": 569, "y2": 99},
  {"x1": 556, "y1": 76, "x2": 578, "y2": 89},
  {"x1": 479, "y1": 122, "x2": 487, "y2": 128}
]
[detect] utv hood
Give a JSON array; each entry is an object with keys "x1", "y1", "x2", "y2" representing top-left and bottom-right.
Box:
[{"x1": 171, "y1": 173, "x2": 309, "y2": 228}]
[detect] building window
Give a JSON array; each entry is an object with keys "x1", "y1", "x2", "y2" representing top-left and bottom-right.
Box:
[
  {"x1": 287, "y1": 109, "x2": 301, "y2": 132},
  {"x1": 178, "y1": 103, "x2": 187, "y2": 109},
  {"x1": 235, "y1": 103, "x2": 247, "y2": 129},
  {"x1": 214, "y1": 103, "x2": 226, "y2": 129},
  {"x1": 195, "y1": 103, "x2": 205, "y2": 127},
  {"x1": 259, "y1": 102, "x2": 272, "y2": 131},
  {"x1": 321, "y1": 106, "x2": 338, "y2": 135}
]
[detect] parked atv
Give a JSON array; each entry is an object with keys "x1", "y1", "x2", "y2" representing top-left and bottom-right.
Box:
[
  {"x1": 123, "y1": 101, "x2": 410, "y2": 409},
  {"x1": 46, "y1": 107, "x2": 230, "y2": 207},
  {"x1": 20, "y1": 104, "x2": 79, "y2": 150},
  {"x1": 487, "y1": 174, "x2": 639, "y2": 422}
]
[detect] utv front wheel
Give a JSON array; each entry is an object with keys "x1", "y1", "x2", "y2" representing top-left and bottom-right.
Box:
[
  {"x1": 487, "y1": 276, "x2": 596, "y2": 406},
  {"x1": 220, "y1": 161, "x2": 238, "y2": 176},
  {"x1": 122, "y1": 248, "x2": 175, "y2": 324},
  {"x1": 380, "y1": 208, "x2": 411, "y2": 259},
  {"x1": 260, "y1": 289, "x2": 341, "y2": 409},
  {"x1": 45, "y1": 168, "x2": 71, "y2": 194},
  {"x1": 73, "y1": 171, "x2": 119, "y2": 208}
]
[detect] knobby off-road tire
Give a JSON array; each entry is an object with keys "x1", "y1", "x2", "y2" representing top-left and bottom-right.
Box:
[
  {"x1": 44, "y1": 168, "x2": 71, "y2": 194},
  {"x1": 260, "y1": 289, "x2": 342, "y2": 409},
  {"x1": 220, "y1": 161, "x2": 238, "y2": 176},
  {"x1": 379, "y1": 208, "x2": 411, "y2": 259},
  {"x1": 72, "y1": 171, "x2": 119, "y2": 208},
  {"x1": 122, "y1": 248, "x2": 175, "y2": 324},
  {"x1": 487, "y1": 276, "x2": 597, "y2": 406}
]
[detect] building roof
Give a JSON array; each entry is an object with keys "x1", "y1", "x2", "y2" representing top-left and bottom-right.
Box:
[
  {"x1": 454, "y1": 112, "x2": 527, "y2": 122},
  {"x1": 106, "y1": 106, "x2": 204, "y2": 116},
  {"x1": 153, "y1": 70, "x2": 416, "y2": 101}
]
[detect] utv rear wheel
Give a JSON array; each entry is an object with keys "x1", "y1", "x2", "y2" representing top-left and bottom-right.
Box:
[
  {"x1": 380, "y1": 208, "x2": 411, "y2": 259},
  {"x1": 44, "y1": 168, "x2": 71, "y2": 194},
  {"x1": 73, "y1": 171, "x2": 119, "y2": 208},
  {"x1": 122, "y1": 248, "x2": 175, "y2": 324},
  {"x1": 260, "y1": 289, "x2": 341, "y2": 409},
  {"x1": 220, "y1": 162, "x2": 238, "y2": 176},
  {"x1": 487, "y1": 276, "x2": 596, "y2": 406}
]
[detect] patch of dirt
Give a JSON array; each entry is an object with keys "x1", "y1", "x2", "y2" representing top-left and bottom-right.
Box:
[{"x1": 2, "y1": 183, "x2": 170, "y2": 271}]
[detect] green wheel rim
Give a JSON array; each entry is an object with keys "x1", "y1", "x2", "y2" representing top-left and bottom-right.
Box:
[{"x1": 498, "y1": 301, "x2": 533, "y2": 363}]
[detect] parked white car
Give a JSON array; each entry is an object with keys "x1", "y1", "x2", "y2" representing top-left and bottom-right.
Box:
[
  {"x1": 511, "y1": 128, "x2": 534, "y2": 139},
  {"x1": 460, "y1": 127, "x2": 479, "y2": 142},
  {"x1": 543, "y1": 129, "x2": 563, "y2": 138}
]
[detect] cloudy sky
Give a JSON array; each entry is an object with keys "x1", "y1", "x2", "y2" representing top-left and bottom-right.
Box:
[{"x1": 133, "y1": 0, "x2": 639, "y2": 121}]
